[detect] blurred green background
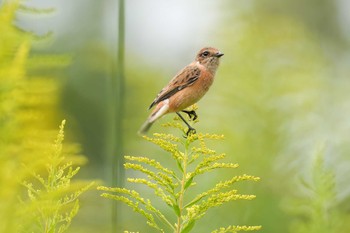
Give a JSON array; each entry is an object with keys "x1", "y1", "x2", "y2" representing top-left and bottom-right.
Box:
[{"x1": 5, "y1": 0, "x2": 350, "y2": 232}]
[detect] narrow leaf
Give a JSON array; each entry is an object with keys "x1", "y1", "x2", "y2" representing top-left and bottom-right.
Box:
[
  {"x1": 177, "y1": 160, "x2": 184, "y2": 172},
  {"x1": 172, "y1": 204, "x2": 181, "y2": 217},
  {"x1": 181, "y1": 220, "x2": 195, "y2": 233},
  {"x1": 184, "y1": 177, "x2": 193, "y2": 190}
]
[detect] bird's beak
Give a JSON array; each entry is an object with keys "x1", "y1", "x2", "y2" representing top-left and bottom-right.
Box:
[{"x1": 214, "y1": 52, "x2": 224, "y2": 57}]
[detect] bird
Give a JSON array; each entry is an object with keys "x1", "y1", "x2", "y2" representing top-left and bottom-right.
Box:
[{"x1": 138, "y1": 47, "x2": 224, "y2": 136}]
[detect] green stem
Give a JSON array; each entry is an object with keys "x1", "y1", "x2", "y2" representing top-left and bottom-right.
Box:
[
  {"x1": 108, "y1": 0, "x2": 125, "y2": 231},
  {"x1": 176, "y1": 140, "x2": 189, "y2": 233}
]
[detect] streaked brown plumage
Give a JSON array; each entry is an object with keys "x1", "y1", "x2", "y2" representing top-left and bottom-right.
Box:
[{"x1": 139, "y1": 47, "x2": 224, "y2": 135}]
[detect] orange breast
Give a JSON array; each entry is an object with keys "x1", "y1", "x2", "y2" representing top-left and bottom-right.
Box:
[{"x1": 168, "y1": 71, "x2": 214, "y2": 113}]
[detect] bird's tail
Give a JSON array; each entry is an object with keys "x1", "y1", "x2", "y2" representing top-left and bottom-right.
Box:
[
  {"x1": 138, "y1": 100, "x2": 170, "y2": 135},
  {"x1": 138, "y1": 119, "x2": 154, "y2": 135}
]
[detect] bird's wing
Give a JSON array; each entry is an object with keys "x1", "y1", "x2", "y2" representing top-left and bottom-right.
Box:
[{"x1": 149, "y1": 65, "x2": 201, "y2": 109}]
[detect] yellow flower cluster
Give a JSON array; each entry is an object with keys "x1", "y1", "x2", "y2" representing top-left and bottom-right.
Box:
[{"x1": 98, "y1": 116, "x2": 261, "y2": 232}]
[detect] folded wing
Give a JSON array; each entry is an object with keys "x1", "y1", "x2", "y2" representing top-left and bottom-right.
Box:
[{"x1": 149, "y1": 66, "x2": 201, "y2": 109}]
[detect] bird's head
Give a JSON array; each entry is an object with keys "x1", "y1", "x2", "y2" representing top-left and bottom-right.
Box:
[{"x1": 195, "y1": 47, "x2": 224, "y2": 73}]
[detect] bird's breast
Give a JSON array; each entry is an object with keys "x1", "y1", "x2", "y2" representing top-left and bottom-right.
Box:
[{"x1": 168, "y1": 70, "x2": 214, "y2": 112}]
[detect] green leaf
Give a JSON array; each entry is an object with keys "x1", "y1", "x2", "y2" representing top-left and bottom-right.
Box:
[
  {"x1": 184, "y1": 177, "x2": 193, "y2": 190},
  {"x1": 181, "y1": 220, "x2": 195, "y2": 233},
  {"x1": 184, "y1": 197, "x2": 203, "y2": 208},
  {"x1": 172, "y1": 204, "x2": 181, "y2": 217},
  {"x1": 177, "y1": 160, "x2": 184, "y2": 173}
]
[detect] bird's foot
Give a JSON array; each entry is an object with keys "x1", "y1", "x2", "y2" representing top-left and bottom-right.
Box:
[
  {"x1": 176, "y1": 112, "x2": 197, "y2": 138},
  {"x1": 182, "y1": 110, "x2": 198, "y2": 121},
  {"x1": 185, "y1": 126, "x2": 196, "y2": 137}
]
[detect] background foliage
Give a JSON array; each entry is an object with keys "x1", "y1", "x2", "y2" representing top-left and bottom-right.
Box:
[
  {"x1": 0, "y1": 1, "x2": 93, "y2": 233},
  {"x1": 1, "y1": 0, "x2": 350, "y2": 232}
]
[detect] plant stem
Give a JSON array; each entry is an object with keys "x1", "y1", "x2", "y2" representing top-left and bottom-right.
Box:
[
  {"x1": 176, "y1": 140, "x2": 189, "y2": 233},
  {"x1": 108, "y1": 0, "x2": 125, "y2": 231}
]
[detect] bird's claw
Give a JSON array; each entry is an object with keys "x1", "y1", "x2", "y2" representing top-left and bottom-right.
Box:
[
  {"x1": 184, "y1": 127, "x2": 196, "y2": 138},
  {"x1": 182, "y1": 110, "x2": 198, "y2": 121}
]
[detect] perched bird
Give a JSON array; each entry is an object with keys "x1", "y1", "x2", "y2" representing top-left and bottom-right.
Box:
[{"x1": 138, "y1": 47, "x2": 224, "y2": 135}]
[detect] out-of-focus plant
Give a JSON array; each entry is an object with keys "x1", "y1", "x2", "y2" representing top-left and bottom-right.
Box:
[
  {"x1": 98, "y1": 117, "x2": 261, "y2": 233},
  {"x1": 20, "y1": 121, "x2": 94, "y2": 233},
  {"x1": 284, "y1": 147, "x2": 350, "y2": 233},
  {"x1": 210, "y1": 2, "x2": 333, "y2": 231},
  {"x1": 0, "y1": 1, "x2": 93, "y2": 232}
]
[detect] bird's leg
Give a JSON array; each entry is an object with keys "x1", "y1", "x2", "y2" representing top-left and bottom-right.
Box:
[
  {"x1": 176, "y1": 112, "x2": 196, "y2": 136},
  {"x1": 181, "y1": 110, "x2": 198, "y2": 121}
]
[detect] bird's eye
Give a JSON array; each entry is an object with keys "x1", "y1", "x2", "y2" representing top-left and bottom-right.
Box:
[{"x1": 202, "y1": 51, "x2": 209, "y2": 57}]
